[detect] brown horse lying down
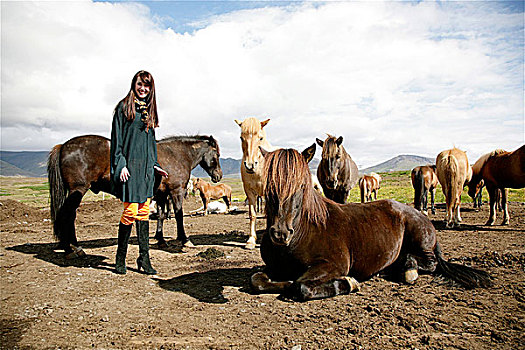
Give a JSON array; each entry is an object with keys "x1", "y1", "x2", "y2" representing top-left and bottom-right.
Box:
[
  {"x1": 359, "y1": 173, "x2": 381, "y2": 203},
  {"x1": 411, "y1": 165, "x2": 439, "y2": 215},
  {"x1": 468, "y1": 145, "x2": 525, "y2": 225},
  {"x1": 250, "y1": 145, "x2": 491, "y2": 301},
  {"x1": 192, "y1": 178, "x2": 232, "y2": 215}
]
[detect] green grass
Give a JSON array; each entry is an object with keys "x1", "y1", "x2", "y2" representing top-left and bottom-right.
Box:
[{"x1": 2, "y1": 172, "x2": 523, "y2": 208}]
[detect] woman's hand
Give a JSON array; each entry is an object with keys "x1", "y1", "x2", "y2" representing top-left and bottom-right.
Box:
[
  {"x1": 120, "y1": 167, "x2": 130, "y2": 182},
  {"x1": 154, "y1": 165, "x2": 169, "y2": 178}
]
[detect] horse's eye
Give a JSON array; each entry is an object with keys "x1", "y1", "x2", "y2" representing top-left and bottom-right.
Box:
[{"x1": 259, "y1": 137, "x2": 263, "y2": 141}]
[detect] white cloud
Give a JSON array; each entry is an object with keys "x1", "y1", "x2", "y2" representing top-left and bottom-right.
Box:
[{"x1": 1, "y1": 1, "x2": 523, "y2": 168}]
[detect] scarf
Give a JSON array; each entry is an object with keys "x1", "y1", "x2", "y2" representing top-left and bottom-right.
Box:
[{"x1": 134, "y1": 98, "x2": 149, "y2": 132}]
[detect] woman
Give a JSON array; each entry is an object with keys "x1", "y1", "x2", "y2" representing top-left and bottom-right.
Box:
[{"x1": 110, "y1": 70, "x2": 168, "y2": 275}]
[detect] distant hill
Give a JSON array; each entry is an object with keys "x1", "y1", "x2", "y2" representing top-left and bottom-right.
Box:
[
  {"x1": 0, "y1": 151, "x2": 434, "y2": 178},
  {"x1": 361, "y1": 155, "x2": 434, "y2": 174},
  {"x1": 0, "y1": 151, "x2": 48, "y2": 177}
]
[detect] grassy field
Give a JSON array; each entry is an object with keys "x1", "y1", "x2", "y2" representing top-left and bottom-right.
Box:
[{"x1": 1, "y1": 172, "x2": 523, "y2": 209}]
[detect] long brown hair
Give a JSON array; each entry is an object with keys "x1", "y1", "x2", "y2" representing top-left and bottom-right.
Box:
[
  {"x1": 117, "y1": 70, "x2": 159, "y2": 131},
  {"x1": 264, "y1": 148, "x2": 328, "y2": 231}
]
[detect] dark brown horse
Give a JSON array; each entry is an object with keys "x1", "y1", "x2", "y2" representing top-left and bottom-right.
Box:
[
  {"x1": 250, "y1": 145, "x2": 491, "y2": 301},
  {"x1": 467, "y1": 145, "x2": 525, "y2": 225},
  {"x1": 411, "y1": 165, "x2": 439, "y2": 215},
  {"x1": 48, "y1": 135, "x2": 222, "y2": 258},
  {"x1": 316, "y1": 135, "x2": 359, "y2": 203}
]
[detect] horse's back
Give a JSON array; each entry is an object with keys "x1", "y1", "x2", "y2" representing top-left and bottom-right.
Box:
[
  {"x1": 60, "y1": 135, "x2": 111, "y2": 186},
  {"x1": 485, "y1": 145, "x2": 525, "y2": 188}
]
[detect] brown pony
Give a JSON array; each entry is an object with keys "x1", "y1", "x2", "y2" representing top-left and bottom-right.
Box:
[
  {"x1": 436, "y1": 148, "x2": 472, "y2": 228},
  {"x1": 192, "y1": 178, "x2": 232, "y2": 215},
  {"x1": 235, "y1": 117, "x2": 274, "y2": 249},
  {"x1": 467, "y1": 145, "x2": 525, "y2": 225},
  {"x1": 250, "y1": 146, "x2": 491, "y2": 301},
  {"x1": 316, "y1": 135, "x2": 359, "y2": 203},
  {"x1": 359, "y1": 173, "x2": 381, "y2": 203},
  {"x1": 411, "y1": 165, "x2": 439, "y2": 215}
]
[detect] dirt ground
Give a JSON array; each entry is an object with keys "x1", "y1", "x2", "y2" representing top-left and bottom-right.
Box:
[{"x1": 1, "y1": 195, "x2": 524, "y2": 350}]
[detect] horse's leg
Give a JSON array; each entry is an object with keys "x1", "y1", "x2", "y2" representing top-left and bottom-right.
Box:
[
  {"x1": 454, "y1": 195, "x2": 462, "y2": 226},
  {"x1": 289, "y1": 264, "x2": 359, "y2": 301},
  {"x1": 202, "y1": 195, "x2": 209, "y2": 216},
  {"x1": 444, "y1": 189, "x2": 453, "y2": 228},
  {"x1": 422, "y1": 188, "x2": 429, "y2": 216},
  {"x1": 154, "y1": 196, "x2": 169, "y2": 248},
  {"x1": 223, "y1": 195, "x2": 231, "y2": 211},
  {"x1": 485, "y1": 185, "x2": 497, "y2": 225},
  {"x1": 54, "y1": 189, "x2": 88, "y2": 259},
  {"x1": 250, "y1": 272, "x2": 293, "y2": 294},
  {"x1": 245, "y1": 191, "x2": 258, "y2": 250},
  {"x1": 430, "y1": 188, "x2": 436, "y2": 215},
  {"x1": 500, "y1": 188, "x2": 509, "y2": 225},
  {"x1": 173, "y1": 192, "x2": 194, "y2": 248},
  {"x1": 497, "y1": 189, "x2": 503, "y2": 212}
]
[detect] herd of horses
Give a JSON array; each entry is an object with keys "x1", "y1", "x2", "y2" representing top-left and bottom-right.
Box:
[{"x1": 47, "y1": 117, "x2": 524, "y2": 300}]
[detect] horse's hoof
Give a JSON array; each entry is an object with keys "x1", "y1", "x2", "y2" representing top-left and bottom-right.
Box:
[
  {"x1": 485, "y1": 220, "x2": 495, "y2": 226},
  {"x1": 65, "y1": 245, "x2": 85, "y2": 259},
  {"x1": 404, "y1": 269, "x2": 418, "y2": 284},
  {"x1": 422, "y1": 210, "x2": 428, "y2": 216},
  {"x1": 244, "y1": 241, "x2": 256, "y2": 250},
  {"x1": 344, "y1": 277, "x2": 360, "y2": 292},
  {"x1": 501, "y1": 220, "x2": 509, "y2": 226},
  {"x1": 183, "y1": 240, "x2": 195, "y2": 248},
  {"x1": 156, "y1": 240, "x2": 169, "y2": 248}
]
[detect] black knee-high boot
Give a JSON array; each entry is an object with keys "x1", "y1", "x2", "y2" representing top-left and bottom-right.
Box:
[
  {"x1": 136, "y1": 220, "x2": 157, "y2": 275},
  {"x1": 115, "y1": 222, "x2": 133, "y2": 274}
]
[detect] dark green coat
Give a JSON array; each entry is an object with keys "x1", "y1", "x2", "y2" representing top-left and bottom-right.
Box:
[{"x1": 110, "y1": 101, "x2": 158, "y2": 203}]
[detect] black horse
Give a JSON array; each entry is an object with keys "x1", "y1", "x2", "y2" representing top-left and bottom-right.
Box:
[{"x1": 48, "y1": 134, "x2": 222, "y2": 258}]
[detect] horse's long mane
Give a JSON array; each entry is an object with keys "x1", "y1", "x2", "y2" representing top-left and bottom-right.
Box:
[
  {"x1": 264, "y1": 149, "x2": 328, "y2": 229},
  {"x1": 239, "y1": 117, "x2": 263, "y2": 135},
  {"x1": 472, "y1": 149, "x2": 506, "y2": 174},
  {"x1": 159, "y1": 135, "x2": 220, "y2": 156}
]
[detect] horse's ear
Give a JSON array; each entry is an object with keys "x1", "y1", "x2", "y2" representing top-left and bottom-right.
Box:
[
  {"x1": 336, "y1": 136, "x2": 343, "y2": 146},
  {"x1": 316, "y1": 138, "x2": 324, "y2": 147},
  {"x1": 260, "y1": 119, "x2": 270, "y2": 128},
  {"x1": 234, "y1": 119, "x2": 242, "y2": 127},
  {"x1": 302, "y1": 143, "x2": 316, "y2": 164},
  {"x1": 259, "y1": 146, "x2": 269, "y2": 157}
]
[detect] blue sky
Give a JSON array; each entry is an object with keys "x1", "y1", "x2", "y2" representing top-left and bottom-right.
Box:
[{"x1": 2, "y1": 1, "x2": 524, "y2": 168}]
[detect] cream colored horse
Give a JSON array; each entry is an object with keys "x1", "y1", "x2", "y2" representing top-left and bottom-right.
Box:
[
  {"x1": 235, "y1": 117, "x2": 273, "y2": 249},
  {"x1": 436, "y1": 148, "x2": 472, "y2": 228}
]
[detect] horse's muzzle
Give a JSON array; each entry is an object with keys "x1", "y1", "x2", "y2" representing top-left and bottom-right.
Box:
[
  {"x1": 211, "y1": 170, "x2": 223, "y2": 183},
  {"x1": 269, "y1": 226, "x2": 293, "y2": 246},
  {"x1": 244, "y1": 161, "x2": 258, "y2": 174},
  {"x1": 326, "y1": 179, "x2": 338, "y2": 189}
]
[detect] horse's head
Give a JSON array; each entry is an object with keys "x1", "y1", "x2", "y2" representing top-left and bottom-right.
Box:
[
  {"x1": 235, "y1": 117, "x2": 270, "y2": 174},
  {"x1": 468, "y1": 177, "x2": 484, "y2": 201},
  {"x1": 199, "y1": 136, "x2": 223, "y2": 183},
  {"x1": 316, "y1": 135, "x2": 344, "y2": 189},
  {"x1": 262, "y1": 144, "x2": 324, "y2": 246}
]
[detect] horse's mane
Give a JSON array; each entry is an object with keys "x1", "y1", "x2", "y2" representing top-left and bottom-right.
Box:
[
  {"x1": 472, "y1": 149, "x2": 506, "y2": 174},
  {"x1": 159, "y1": 135, "x2": 220, "y2": 155},
  {"x1": 264, "y1": 149, "x2": 328, "y2": 229},
  {"x1": 239, "y1": 117, "x2": 262, "y2": 135},
  {"x1": 321, "y1": 134, "x2": 342, "y2": 158}
]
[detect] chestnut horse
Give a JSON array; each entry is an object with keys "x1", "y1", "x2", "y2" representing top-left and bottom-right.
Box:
[
  {"x1": 359, "y1": 173, "x2": 381, "y2": 203},
  {"x1": 467, "y1": 145, "x2": 525, "y2": 225},
  {"x1": 48, "y1": 135, "x2": 222, "y2": 258},
  {"x1": 411, "y1": 165, "x2": 439, "y2": 215},
  {"x1": 250, "y1": 146, "x2": 491, "y2": 301},
  {"x1": 192, "y1": 178, "x2": 232, "y2": 215},
  {"x1": 235, "y1": 117, "x2": 274, "y2": 249},
  {"x1": 316, "y1": 135, "x2": 359, "y2": 203},
  {"x1": 436, "y1": 148, "x2": 472, "y2": 228}
]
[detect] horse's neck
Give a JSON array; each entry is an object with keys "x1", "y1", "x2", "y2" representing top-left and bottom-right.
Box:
[{"x1": 188, "y1": 141, "x2": 209, "y2": 169}]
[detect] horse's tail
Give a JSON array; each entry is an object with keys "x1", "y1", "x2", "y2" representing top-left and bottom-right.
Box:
[
  {"x1": 442, "y1": 155, "x2": 460, "y2": 209},
  {"x1": 413, "y1": 169, "x2": 424, "y2": 211},
  {"x1": 359, "y1": 178, "x2": 365, "y2": 203},
  {"x1": 434, "y1": 242, "x2": 493, "y2": 289},
  {"x1": 47, "y1": 144, "x2": 66, "y2": 240}
]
